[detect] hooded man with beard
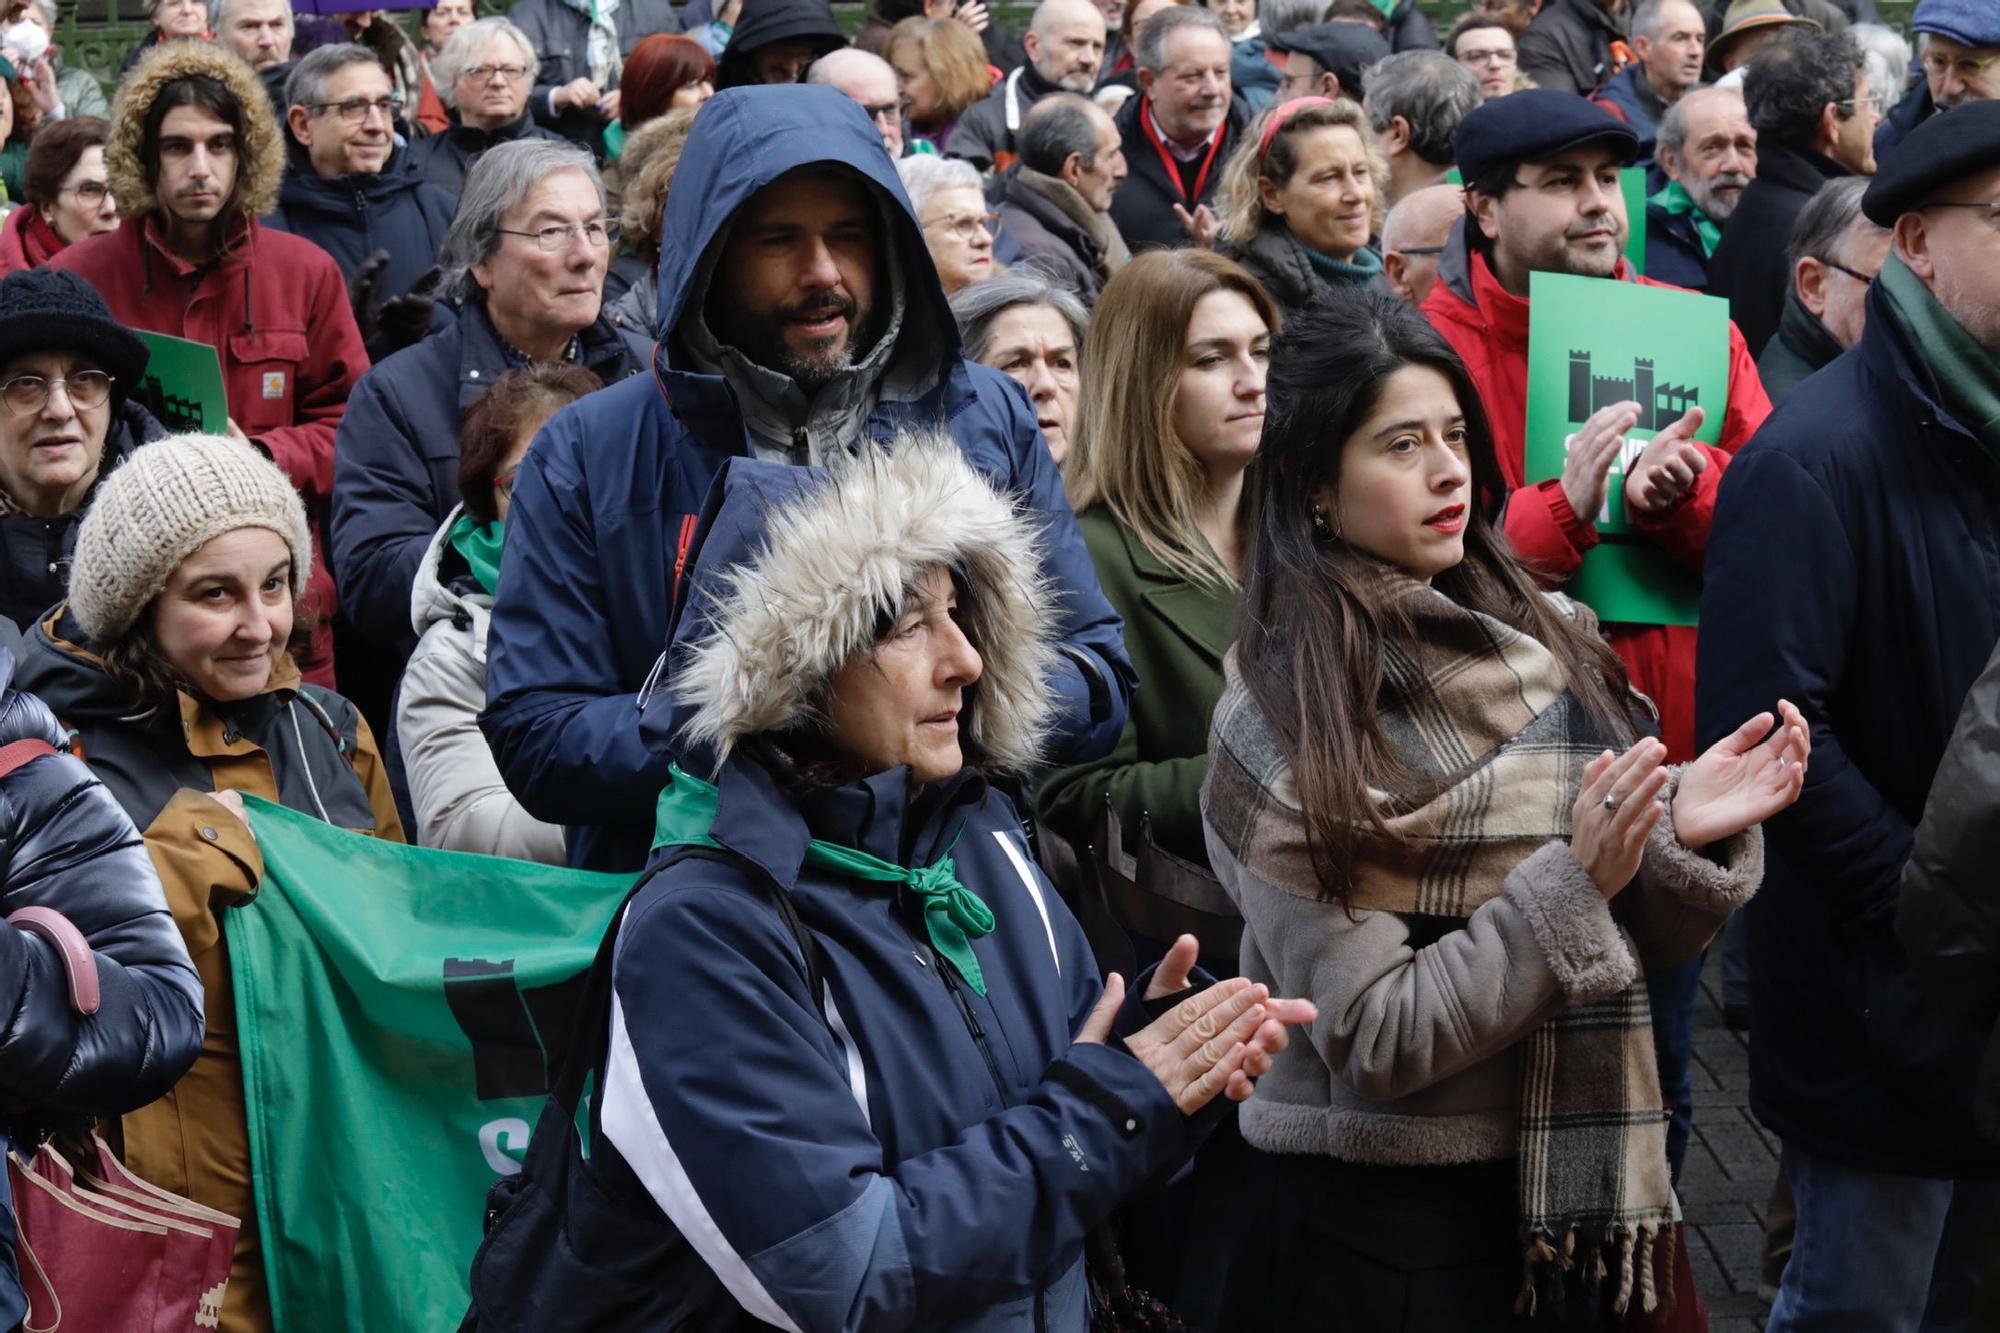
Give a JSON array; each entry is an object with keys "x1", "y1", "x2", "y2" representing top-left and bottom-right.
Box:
[{"x1": 1645, "y1": 85, "x2": 1758, "y2": 291}]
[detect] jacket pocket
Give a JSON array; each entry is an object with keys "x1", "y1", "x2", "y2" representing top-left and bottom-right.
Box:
[{"x1": 227, "y1": 328, "x2": 311, "y2": 435}]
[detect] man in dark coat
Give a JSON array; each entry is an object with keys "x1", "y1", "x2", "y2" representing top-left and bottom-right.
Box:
[
  {"x1": 1707, "y1": 28, "x2": 1877, "y2": 356},
  {"x1": 1698, "y1": 100, "x2": 2000, "y2": 1330},
  {"x1": 946, "y1": 0, "x2": 1106, "y2": 171},
  {"x1": 1109, "y1": 6, "x2": 1246, "y2": 251},
  {"x1": 1516, "y1": 0, "x2": 1629, "y2": 95},
  {"x1": 1755, "y1": 175, "x2": 1886, "y2": 403},
  {"x1": 1590, "y1": 0, "x2": 1707, "y2": 160},
  {"x1": 1267, "y1": 20, "x2": 1391, "y2": 104},
  {"x1": 508, "y1": 0, "x2": 679, "y2": 149},
  {"x1": 1643, "y1": 84, "x2": 1756, "y2": 291},
  {"x1": 481, "y1": 84, "x2": 1137, "y2": 871},
  {"x1": 1873, "y1": 0, "x2": 2000, "y2": 163},
  {"x1": 1382, "y1": 0, "x2": 1438, "y2": 52},
  {"x1": 988, "y1": 92, "x2": 1129, "y2": 303},
  {"x1": 714, "y1": 0, "x2": 847, "y2": 88},
  {"x1": 408, "y1": 15, "x2": 569, "y2": 198}
]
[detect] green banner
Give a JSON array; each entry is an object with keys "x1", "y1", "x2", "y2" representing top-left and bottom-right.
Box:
[
  {"x1": 228, "y1": 796, "x2": 635, "y2": 1331},
  {"x1": 1523, "y1": 271, "x2": 1731, "y2": 626},
  {"x1": 1435, "y1": 167, "x2": 1646, "y2": 273},
  {"x1": 133, "y1": 331, "x2": 229, "y2": 433}
]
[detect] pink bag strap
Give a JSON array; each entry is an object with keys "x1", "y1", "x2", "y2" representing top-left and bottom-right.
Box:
[
  {"x1": 8, "y1": 909, "x2": 99, "y2": 1017},
  {"x1": 0, "y1": 739, "x2": 56, "y2": 782}
]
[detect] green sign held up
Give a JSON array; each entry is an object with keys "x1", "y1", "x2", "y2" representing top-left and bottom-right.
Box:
[
  {"x1": 133, "y1": 331, "x2": 229, "y2": 433},
  {"x1": 1522, "y1": 271, "x2": 1731, "y2": 626}
]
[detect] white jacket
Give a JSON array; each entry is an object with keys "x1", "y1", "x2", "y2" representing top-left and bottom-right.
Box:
[{"x1": 397, "y1": 507, "x2": 566, "y2": 864}]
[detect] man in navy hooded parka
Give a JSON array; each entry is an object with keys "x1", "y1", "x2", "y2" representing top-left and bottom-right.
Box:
[{"x1": 481, "y1": 84, "x2": 1136, "y2": 871}]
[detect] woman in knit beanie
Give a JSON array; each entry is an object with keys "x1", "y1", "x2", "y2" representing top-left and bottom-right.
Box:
[{"x1": 15, "y1": 432, "x2": 404, "y2": 1333}]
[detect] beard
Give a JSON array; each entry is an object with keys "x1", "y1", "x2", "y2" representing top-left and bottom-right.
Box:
[
  {"x1": 1692, "y1": 171, "x2": 1751, "y2": 222},
  {"x1": 1527, "y1": 211, "x2": 1623, "y2": 278},
  {"x1": 729, "y1": 291, "x2": 865, "y2": 392}
]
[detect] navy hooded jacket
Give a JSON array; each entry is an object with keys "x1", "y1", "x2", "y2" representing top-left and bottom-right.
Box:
[
  {"x1": 480, "y1": 85, "x2": 1135, "y2": 871},
  {"x1": 266, "y1": 141, "x2": 457, "y2": 300}
]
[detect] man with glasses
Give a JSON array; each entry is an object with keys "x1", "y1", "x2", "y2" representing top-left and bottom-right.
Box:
[
  {"x1": 806, "y1": 48, "x2": 904, "y2": 157},
  {"x1": 1757, "y1": 176, "x2": 1885, "y2": 402},
  {"x1": 51, "y1": 40, "x2": 364, "y2": 687},
  {"x1": 410, "y1": 16, "x2": 567, "y2": 198},
  {"x1": 1709, "y1": 29, "x2": 1879, "y2": 356},
  {"x1": 1267, "y1": 20, "x2": 1389, "y2": 108},
  {"x1": 330, "y1": 138, "x2": 638, "y2": 670},
  {"x1": 1447, "y1": 14, "x2": 1521, "y2": 100},
  {"x1": 1876, "y1": 0, "x2": 2000, "y2": 163},
  {"x1": 1700, "y1": 99, "x2": 2000, "y2": 1333},
  {"x1": 1379, "y1": 179, "x2": 1458, "y2": 302}
]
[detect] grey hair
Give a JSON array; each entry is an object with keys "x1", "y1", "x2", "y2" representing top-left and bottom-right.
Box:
[
  {"x1": 284, "y1": 43, "x2": 384, "y2": 111},
  {"x1": 1363, "y1": 51, "x2": 1481, "y2": 166},
  {"x1": 1785, "y1": 175, "x2": 1880, "y2": 269},
  {"x1": 1854, "y1": 23, "x2": 1912, "y2": 103},
  {"x1": 1018, "y1": 92, "x2": 1103, "y2": 176},
  {"x1": 440, "y1": 138, "x2": 606, "y2": 304},
  {"x1": 1655, "y1": 84, "x2": 1742, "y2": 161},
  {"x1": 949, "y1": 266, "x2": 1090, "y2": 364},
  {"x1": 208, "y1": 0, "x2": 291, "y2": 37},
  {"x1": 1259, "y1": 0, "x2": 1328, "y2": 37},
  {"x1": 1628, "y1": 0, "x2": 1697, "y2": 42},
  {"x1": 896, "y1": 153, "x2": 982, "y2": 216},
  {"x1": 1135, "y1": 5, "x2": 1229, "y2": 74},
  {"x1": 433, "y1": 17, "x2": 540, "y2": 111}
]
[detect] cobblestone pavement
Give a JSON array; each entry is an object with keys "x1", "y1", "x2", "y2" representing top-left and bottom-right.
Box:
[{"x1": 1685, "y1": 950, "x2": 1773, "y2": 1333}]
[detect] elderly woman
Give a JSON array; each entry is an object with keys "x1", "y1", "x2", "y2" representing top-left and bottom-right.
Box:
[
  {"x1": 117, "y1": 0, "x2": 206, "y2": 75},
  {"x1": 949, "y1": 266, "x2": 1086, "y2": 462},
  {"x1": 478, "y1": 428, "x2": 1314, "y2": 1329},
  {"x1": 885, "y1": 14, "x2": 991, "y2": 150},
  {"x1": 18, "y1": 432, "x2": 404, "y2": 1333},
  {"x1": 407, "y1": 16, "x2": 568, "y2": 198},
  {"x1": 1216, "y1": 96, "x2": 1386, "y2": 323},
  {"x1": 6, "y1": 0, "x2": 108, "y2": 120},
  {"x1": 0, "y1": 270, "x2": 161, "y2": 630},
  {"x1": 0, "y1": 116, "x2": 114, "y2": 273},
  {"x1": 898, "y1": 153, "x2": 996, "y2": 294}
]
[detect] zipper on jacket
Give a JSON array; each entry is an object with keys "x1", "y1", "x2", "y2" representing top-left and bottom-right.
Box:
[{"x1": 932, "y1": 945, "x2": 1010, "y2": 1106}]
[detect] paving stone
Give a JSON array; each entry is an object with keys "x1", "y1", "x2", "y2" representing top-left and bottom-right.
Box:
[{"x1": 1688, "y1": 949, "x2": 1779, "y2": 1320}]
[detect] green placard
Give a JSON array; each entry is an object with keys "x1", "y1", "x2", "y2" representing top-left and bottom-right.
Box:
[
  {"x1": 1435, "y1": 167, "x2": 1646, "y2": 273},
  {"x1": 132, "y1": 330, "x2": 228, "y2": 433},
  {"x1": 1523, "y1": 270, "x2": 1731, "y2": 627}
]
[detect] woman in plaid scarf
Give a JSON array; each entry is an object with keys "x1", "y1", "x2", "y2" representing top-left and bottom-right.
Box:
[{"x1": 1201, "y1": 292, "x2": 1809, "y2": 1330}]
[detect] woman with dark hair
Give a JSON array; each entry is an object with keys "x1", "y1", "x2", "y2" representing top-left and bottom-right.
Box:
[
  {"x1": 610, "y1": 32, "x2": 714, "y2": 146},
  {"x1": 885, "y1": 15, "x2": 993, "y2": 150},
  {"x1": 396, "y1": 364, "x2": 599, "y2": 862},
  {"x1": 0, "y1": 116, "x2": 116, "y2": 274},
  {"x1": 1204, "y1": 293, "x2": 1807, "y2": 1329}
]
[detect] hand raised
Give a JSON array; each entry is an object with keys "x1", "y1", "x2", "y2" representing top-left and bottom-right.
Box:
[
  {"x1": 1076, "y1": 970, "x2": 1316, "y2": 1114},
  {"x1": 1571, "y1": 738, "x2": 1669, "y2": 899},
  {"x1": 1173, "y1": 203, "x2": 1219, "y2": 251},
  {"x1": 1624, "y1": 406, "x2": 1708, "y2": 515},
  {"x1": 1561, "y1": 400, "x2": 1640, "y2": 527},
  {"x1": 1675, "y1": 700, "x2": 1809, "y2": 849}
]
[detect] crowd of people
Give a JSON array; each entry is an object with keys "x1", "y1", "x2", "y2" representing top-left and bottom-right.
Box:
[{"x1": 0, "y1": 0, "x2": 1995, "y2": 1327}]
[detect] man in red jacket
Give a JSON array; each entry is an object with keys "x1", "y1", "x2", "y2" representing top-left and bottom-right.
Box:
[{"x1": 50, "y1": 41, "x2": 366, "y2": 687}]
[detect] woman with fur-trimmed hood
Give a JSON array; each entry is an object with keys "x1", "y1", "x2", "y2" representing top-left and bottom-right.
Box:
[{"x1": 496, "y1": 428, "x2": 1314, "y2": 1331}]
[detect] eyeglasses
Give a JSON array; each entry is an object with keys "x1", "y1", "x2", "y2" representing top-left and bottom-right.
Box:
[
  {"x1": 859, "y1": 100, "x2": 899, "y2": 124},
  {"x1": 1395, "y1": 244, "x2": 1446, "y2": 256},
  {"x1": 0, "y1": 371, "x2": 113, "y2": 416},
  {"x1": 1458, "y1": 46, "x2": 1517, "y2": 65},
  {"x1": 1834, "y1": 93, "x2": 1883, "y2": 112},
  {"x1": 57, "y1": 180, "x2": 110, "y2": 205},
  {"x1": 924, "y1": 210, "x2": 998, "y2": 243},
  {"x1": 495, "y1": 220, "x2": 620, "y2": 250},
  {"x1": 308, "y1": 96, "x2": 404, "y2": 125},
  {"x1": 462, "y1": 63, "x2": 529, "y2": 85},
  {"x1": 1926, "y1": 199, "x2": 2000, "y2": 227},
  {"x1": 1821, "y1": 258, "x2": 1877, "y2": 283},
  {"x1": 1921, "y1": 51, "x2": 2000, "y2": 82}
]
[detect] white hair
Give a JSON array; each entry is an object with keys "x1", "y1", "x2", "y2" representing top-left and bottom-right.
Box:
[
  {"x1": 1852, "y1": 22, "x2": 1912, "y2": 103},
  {"x1": 896, "y1": 154, "x2": 983, "y2": 215},
  {"x1": 432, "y1": 16, "x2": 541, "y2": 111}
]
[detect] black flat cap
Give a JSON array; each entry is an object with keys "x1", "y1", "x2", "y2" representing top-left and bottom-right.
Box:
[
  {"x1": 1862, "y1": 100, "x2": 2000, "y2": 226},
  {"x1": 0, "y1": 270, "x2": 149, "y2": 406},
  {"x1": 1268, "y1": 22, "x2": 1392, "y2": 102},
  {"x1": 1453, "y1": 90, "x2": 1640, "y2": 188}
]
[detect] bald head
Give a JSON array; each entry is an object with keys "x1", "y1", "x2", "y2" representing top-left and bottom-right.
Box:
[
  {"x1": 808, "y1": 47, "x2": 904, "y2": 156},
  {"x1": 1381, "y1": 183, "x2": 1463, "y2": 303},
  {"x1": 1027, "y1": 0, "x2": 1108, "y2": 90}
]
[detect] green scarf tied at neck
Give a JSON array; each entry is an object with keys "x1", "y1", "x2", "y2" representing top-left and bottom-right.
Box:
[
  {"x1": 1648, "y1": 180, "x2": 1723, "y2": 259},
  {"x1": 1878, "y1": 252, "x2": 2000, "y2": 451},
  {"x1": 653, "y1": 766, "x2": 998, "y2": 995},
  {"x1": 446, "y1": 512, "x2": 506, "y2": 597},
  {"x1": 1306, "y1": 243, "x2": 1385, "y2": 288}
]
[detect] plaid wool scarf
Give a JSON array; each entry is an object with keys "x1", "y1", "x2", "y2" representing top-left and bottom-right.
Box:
[{"x1": 1205, "y1": 570, "x2": 1676, "y2": 1325}]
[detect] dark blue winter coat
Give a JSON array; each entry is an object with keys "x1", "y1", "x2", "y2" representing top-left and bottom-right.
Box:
[
  {"x1": 1643, "y1": 199, "x2": 1712, "y2": 292},
  {"x1": 1696, "y1": 281, "x2": 2000, "y2": 1178},
  {"x1": 480, "y1": 85, "x2": 1136, "y2": 872},
  {"x1": 266, "y1": 141, "x2": 457, "y2": 300}
]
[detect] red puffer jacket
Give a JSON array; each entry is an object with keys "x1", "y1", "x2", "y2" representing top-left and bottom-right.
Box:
[
  {"x1": 1422, "y1": 239, "x2": 1771, "y2": 760},
  {"x1": 50, "y1": 214, "x2": 367, "y2": 687}
]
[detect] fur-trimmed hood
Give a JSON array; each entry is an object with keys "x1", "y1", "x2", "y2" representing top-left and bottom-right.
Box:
[
  {"x1": 108, "y1": 41, "x2": 283, "y2": 221},
  {"x1": 662, "y1": 428, "x2": 1060, "y2": 777}
]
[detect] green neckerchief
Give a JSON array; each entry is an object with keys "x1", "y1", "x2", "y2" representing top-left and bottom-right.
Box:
[
  {"x1": 1648, "y1": 179, "x2": 1723, "y2": 259},
  {"x1": 446, "y1": 512, "x2": 505, "y2": 597},
  {"x1": 603, "y1": 118, "x2": 626, "y2": 159},
  {"x1": 1878, "y1": 252, "x2": 2000, "y2": 453},
  {"x1": 1306, "y1": 242, "x2": 1384, "y2": 288},
  {"x1": 653, "y1": 766, "x2": 997, "y2": 995}
]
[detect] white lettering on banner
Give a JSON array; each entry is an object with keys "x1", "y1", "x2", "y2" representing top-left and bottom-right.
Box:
[
  {"x1": 479, "y1": 1117, "x2": 532, "y2": 1176},
  {"x1": 1560, "y1": 431, "x2": 1652, "y2": 525}
]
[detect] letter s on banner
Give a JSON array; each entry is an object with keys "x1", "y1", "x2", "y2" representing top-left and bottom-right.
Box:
[{"x1": 479, "y1": 1117, "x2": 533, "y2": 1176}]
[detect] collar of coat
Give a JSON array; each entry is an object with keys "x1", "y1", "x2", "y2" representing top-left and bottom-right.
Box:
[{"x1": 1109, "y1": 513, "x2": 1237, "y2": 667}]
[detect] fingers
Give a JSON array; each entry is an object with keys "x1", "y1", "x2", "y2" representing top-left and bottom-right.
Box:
[
  {"x1": 1164, "y1": 979, "x2": 1267, "y2": 1063},
  {"x1": 1075, "y1": 973, "x2": 1124, "y2": 1046},
  {"x1": 1609, "y1": 765, "x2": 1670, "y2": 839},
  {"x1": 1144, "y1": 934, "x2": 1200, "y2": 1001}
]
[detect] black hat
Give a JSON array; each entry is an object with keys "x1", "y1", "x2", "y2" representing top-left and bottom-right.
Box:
[
  {"x1": 1862, "y1": 99, "x2": 2000, "y2": 227},
  {"x1": 0, "y1": 270, "x2": 150, "y2": 405},
  {"x1": 1268, "y1": 23, "x2": 1392, "y2": 102},
  {"x1": 1453, "y1": 90, "x2": 1639, "y2": 189}
]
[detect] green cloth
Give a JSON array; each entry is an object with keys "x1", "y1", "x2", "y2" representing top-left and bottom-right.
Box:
[
  {"x1": 447, "y1": 511, "x2": 505, "y2": 596},
  {"x1": 1306, "y1": 243, "x2": 1384, "y2": 287},
  {"x1": 1648, "y1": 179, "x2": 1723, "y2": 259},
  {"x1": 1878, "y1": 252, "x2": 2000, "y2": 451},
  {"x1": 228, "y1": 795, "x2": 638, "y2": 1331},
  {"x1": 653, "y1": 766, "x2": 997, "y2": 995},
  {"x1": 603, "y1": 117, "x2": 626, "y2": 159}
]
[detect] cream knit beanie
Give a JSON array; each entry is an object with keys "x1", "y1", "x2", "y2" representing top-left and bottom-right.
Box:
[{"x1": 69, "y1": 433, "x2": 314, "y2": 644}]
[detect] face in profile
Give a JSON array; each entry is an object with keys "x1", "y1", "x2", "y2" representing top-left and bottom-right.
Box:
[{"x1": 824, "y1": 565, "x2": 984, "y2": 783}]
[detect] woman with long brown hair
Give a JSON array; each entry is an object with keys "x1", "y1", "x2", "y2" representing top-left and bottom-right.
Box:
[{"x1": 1204, "y1": 292, "x2": 1808, "y2": 1329}]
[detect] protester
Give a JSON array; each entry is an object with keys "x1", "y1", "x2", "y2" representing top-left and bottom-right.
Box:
[
  {"x1": 17, "y1": 432, "x2": 404, "y2": 1333},
  {"x1": 901, "y1": 153, "x2": 998, "y2": 292},
  {"x1": 715, "y1": 0, "x2": 849, "y2": 88},
  {"x1": 1707, "y1": 0, "x2": 1819, "y2": 76},
  {"x1": 5, "y1": 0, "x2": 106, "y2": 120},
  {"x1": 0, "y1": 116, "x2": 114, "y2": 274},
  {"x1": 482, "y1": 85, "x2": 1136, "y2": 873},
  {"x1": 1210, "y1": 0, "x2": 1278, "y2": 110},
  {"x1": 1448, "y1": 13, "x2": 1522, "y2": 100},
  {"x1": 1363, "y1": 50, "x2": 1481, "y2": 206},
  {"x1": 806, "y1": 47, "x2": 905, "y2": 156},
  {"x1": 212, "y1": 0, "x2": 291, "y2": 72},
  {"x1": 947, "y1": 0, "x2": 1105, "y2": 170},
  {"x1": 1111, "y1": 5, "x2": 1246, "y2": 250},
  {"x1": 1874, "y1": 0, "x2": 1999, "y2": 162},
  {"x1": 51, "y1": 41, "x2": 366, "y2": 690},
  {"x1": 0, "y1": 54, "x2": 35, "y2": 199},
  {"x1": 1209, "y1": 291, "x2": 1795, "y2": 1327},
  {"x1": 330, "y1": 138, "x2": 638, "y2": 663},
  {"x1": 408, "y1": 17, "x2": 566, "y2": 200},
  {"x1": 1591, "y1": 0, "x2": 1705, "y2": 163},
  {"x1": 1269, "y1": 20, "x2": 1392, "y2": 104},
  {"x1": 853, "y1": 0, "x2": 1025, "y2": 74},
  {"x1": 1848, "y1": 20, "x2": 1909, "y2": 120},
  {"x1": 1379, "y1": 178, "x2": 1459, "y2": 301},
  {"x1": 398, "y1": 366, "x2": 589, "y2": 864},
  {"x1": 1698, "y1": 99, "x2": 2000, "y2": 1333},
  {"x1": 887, "y1": 15, "x2": 993, "y2": 151},
  {"x1": 1515, "y1": 0, "x2": 1627, "y2": 95},
  {"x1": 119, "y1": 0, "x2": 208, "y2": 78},
  {"x1": 1099, "y1": 0, "x2": 1181, "y2": 90},
  {"x1": 510, "y1": 0, "x2": 678, "y2": 150},
  {"x1": 1708, "y1": 29, "x2": 1877, "y2": 356},
  {"x1": 950, "y1": 267, "x2": 1088, "y2": 460},
  {"x1": 1646, "y1": 84, "x2": 1756, "y2": 290},
  {"x1": 415, "y1": 0, "x2": 474, "y2": 132},
  {"x1": 608, "y1": 33, "x2": 712, "y2": 151},
  {"x1": 607, "y1": 107, "x2": 697, "y2": 357},
  {"x1": 1756, "y1": 174, "x2": 1885, "y2": 401},
  {"x1": 1218, "y1": 97, "x2": 1385, "y2": 321},
  {"x1": 989, "y1": 92, "x2": 1130, "y2": 303}
]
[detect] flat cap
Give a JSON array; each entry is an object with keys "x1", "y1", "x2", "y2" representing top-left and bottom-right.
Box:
[
  {"x1": 1268, "y1": 22, "x2": 1391, "y2": 101},
  {"x1": 1453, "y1": 90, "x2": 1639, "y2": 187},
  {"x1": 1912, "y1": 0, "x2": 2000, "y2": 51},
  {"x1": 1862, "y1": 99, "x2": 2000, "y2": 225}
]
